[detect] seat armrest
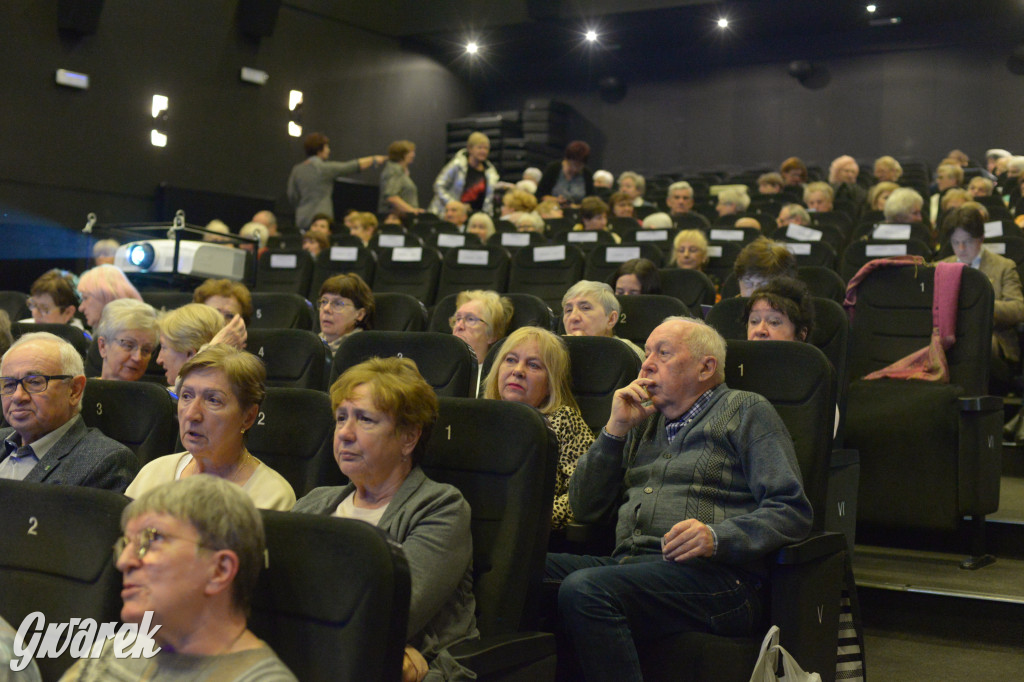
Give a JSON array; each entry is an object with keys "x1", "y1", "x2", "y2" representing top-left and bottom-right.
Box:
[
  {"x1": 958, "y1": 395, "x2": 1002, "y2": 412},
  {"x1": 830, "y1": 447, "x2": 859, "y2": 467},
  {"x1": 449, "y1": 632, "x2": 556, "y2": 677},
  {"x1": 773, "y1": 531, "x2": 846, "y2": 565}
]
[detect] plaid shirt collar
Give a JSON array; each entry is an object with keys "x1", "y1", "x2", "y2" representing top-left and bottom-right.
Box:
[{"x1": 664, "y1": 384, "x2": 721, "y2": 444}]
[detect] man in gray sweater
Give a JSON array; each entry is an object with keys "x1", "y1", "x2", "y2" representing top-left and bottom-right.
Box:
[{"x1": 546, "y1": 317, "x2": 812, "y2": 682}]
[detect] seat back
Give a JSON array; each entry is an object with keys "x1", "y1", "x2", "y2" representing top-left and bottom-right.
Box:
[
  {"x1": 247, "y1": 387, "x2": 343, "y2": 496},
  {"x1": 246, "y1": 329, "x2": 328, "y2": 390},
  {"x1": 81, "y1": 379, "x2": 178, "y2": 466},
  {"x1": 507, "y1": 244, "x2": 585, "y2": 312},
  {"x1": 852, "y1": 221, "x2": 932, "y2": 246},
  {"x1": 425, "y1": 232, "x2": 484, "y2": 252},
  {"x1": 723, "y1": 340, "x2": 837, "y2": 529},
  {"x1": 797, "y1": 265, "x2": 847, "y2": 302},
  {"x1": 436, "y1": 245, "x2": 511, "y2": 302},
  {"x1": 252, "y1": 512, "x2": 410, "y2": 682},
  {"x1": 613, "y1": 294, "x2": 692, "y2": 347},
  {"x1": 423, "y1": 398, "x2": 558, "y2": 634},
  {"x1": 140, "y1": 290, "x2": 194, "y2": 312},
  {"x1": 563, "y1": 336, "x2": 643, "y2": 435},
  {"x1": 703, "y1": 241, "x2": 744, "y2": 284},
  {"x1": 256, "y1": 248, "x2": 314, "y2": 295},
  {"x1": 707, "y1": 225, "x2": 761, "y2": 246},
  {"x1": 0, "y1": 290, "x2": 29, "y2": 321},
  {"x1": 0, "y1": 480, "x2": 128, "y2": 681},
  {"x1": 656, "y1": 268, "x2": 717, "y2": 310},
  {"x1": 619, "y1": 227, "x2": 677, "y2": 253},
  {"x1": 838, "y1": 238, "x2": 933, "y2": 282},
  {"x1": 847, "y1": 264, "x2": 993, "y2": 394},
  {"x1": 330, "y1": 331, "x2": 476, "y2": 397},
  {"x1": 555, "y1": 229, "x2": 618, "y2": 253},
  {"x1": 583, "y1": 243, "x2": 665, "y2": 283},
  {"x1": 772, "y1": 222, "x2": 847, "y2": 255},
  {"x1": 10, "y1": 322, "x2": 92, "y2": 358},
  {"x1": 249, "y1": 292, "x2": 314, "y2": 330},
  {"x1": 487, "y1": 230, "x2": 549, "y2": 253},
  {"x1": 372, "y1": 292, "x2": 428, "y2": 331},
  {"x1": 372, "y1": 246, "x2": 443, "y2": 305},
  {"x1": 310, "y1": 245, "x2": 377, "y2": 299},
  {"x1": 781, "y1": 240, "x2": 838, "y2": 269}
]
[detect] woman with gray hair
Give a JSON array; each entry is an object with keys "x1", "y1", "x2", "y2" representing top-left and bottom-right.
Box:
[
  {"x1": 96, "y1": 298, "x2": 159, "y2": 382},
  {"x1": 561, "y1": 280, "x2": 644, "y2": 359},
  {"x1": 883, "y1": 187, "x2": 925, "y2": 224},
  {"x1": 127, "y1": 344, "x2": 295, "y2": 510},
  {"x1": 63, "y1": 475, "x2": 297, "y2": 680},
  {"x1": 715, "y1": 187, "x2": 750, "y2": 218}
]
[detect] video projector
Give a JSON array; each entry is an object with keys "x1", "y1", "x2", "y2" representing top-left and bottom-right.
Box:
[{"x1": 114, "y1": 239, "x2": 247, "y2": 281}]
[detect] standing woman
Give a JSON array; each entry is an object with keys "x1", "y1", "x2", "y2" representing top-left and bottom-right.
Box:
[
  {"x1": 429, "y1": 132, "x2": 501, "y2": 216},
  {"x1": 379, "y1": 140, "x2": 423, "y2": 220},
  {"x1": 287, "y1": 132, "x2": 385, "y2": 232}
]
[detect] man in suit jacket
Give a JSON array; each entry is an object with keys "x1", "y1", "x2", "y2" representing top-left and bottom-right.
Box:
[{"x1": 0, "y1": 332, "x2": 137, "y2": 491}]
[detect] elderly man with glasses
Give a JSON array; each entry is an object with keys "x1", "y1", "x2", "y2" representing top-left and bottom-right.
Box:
[{"x1": 0, "y1": 332, "x2": 137, "y2": 491}]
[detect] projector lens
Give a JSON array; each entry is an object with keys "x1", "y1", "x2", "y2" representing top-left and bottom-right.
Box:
[{"x1": 127, "y1": 243, "x2": 155, "y2": 270}]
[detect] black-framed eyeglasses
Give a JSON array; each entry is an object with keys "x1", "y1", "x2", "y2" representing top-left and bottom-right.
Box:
[
  {"x1": 113, "y1": 527, "x2": 207, "y2": 563},
  {"x1": 0, "y1": 375, "x2": 73, "y2": 396}
]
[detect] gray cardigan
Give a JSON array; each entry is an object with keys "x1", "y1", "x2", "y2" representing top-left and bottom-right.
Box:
[{"x1": 293, "y1": 467, "x2": 479, "y2": 679}]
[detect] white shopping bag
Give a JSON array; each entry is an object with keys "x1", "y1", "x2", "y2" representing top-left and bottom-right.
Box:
[{"x1": 748, "y1": 625, "x2": 822, "y2": 682}]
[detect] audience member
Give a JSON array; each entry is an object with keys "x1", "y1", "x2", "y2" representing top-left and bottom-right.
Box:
[
  {"x1": 733, "y1": 237, "x2": 798, "y2": 296},
  {"x1": 429, "y1": 131, "x2": 501, "y2": 216},
  {"x1": 288, "y1": 132, "x2": 384, "y2": 231},
  {"x1": 829, "y1": 154, "x2": 866, "y2": 210},
  {"x1": 611, "y1": 258, "x2": 662, "y2": 295},
  {"x1": 379, "y1": 139, "x2": 423, "y2": 219},
  {"x1": 780, "y1": 156, "x2": 808, "y2": 187},
  {"x1": 91, "y1": 238, "x2": 120, "y2": 266},
  {"x1": 0, "y1": 332, "x2": 137, "y2": 491},
  {"x1": 593, "y1": 169, "x2": 614, "y2": 190},
  {"x1": 239, "y1": 221, "x2": 269, "y2": 260},
  {"x1": 500, "y1": 188, "x2": 539, "y2": 222},
  {"x1": 883, "y1": 187, "x2": 925, "y2": 224},
  {"x1": 940, "y1": 188, "x2": 969, "y2": 214},
  {"x1": 670, "y1": 229, "x2": 710, "y2": 272},
  {"x1": 348, "y1": 211, "x2": 379, "y2": 246},
  {"x1": 757, "y1": 172, "x2": 783, "y2": 195},
  {"x1": 562, "y1": 281, "x2": 643, "y2": 359},
  {"x1": 24, "y1": 269, "x2": 83, "y2": 328},
  {"x1": 745, "y1": 277, "x2": 815, "y2": 342},
  {"x1": 985, "y1": 149, "x2": 1011, "y2": 175},
  {"x1": 573, "y1": 197, "x2": 621, "y2": 242},
  {"x1": 77, "y1": 264, "x2": 143, "y2": 329},
  {"x1": 293, "y1": 357, "x2": 479, "y2": 680},
  {"x1": 775, "y1": 203, "x2": 811, "y2": 229},
  {"x1": 803, "y1": 181, "x2": 835, "y2": 213},
  {"x1": 867, "y1": 181, "x2": 900, "y2": 212},
  {"x1": 515, "y1": 212, "x2": 546, "y2": 234},
  {"x1": 317, "y1": 273, "x2": 375, "y2": 355},
  {"x1": 156, "y1": 303, "x2": 226, "y2": 390},
  {"x1": 873, "y1": 156, "x2": 903, "y2": 183},
  {"x1": 127, "y1": 345, "x2": 295, "y2": 510},
  {"x1": 715, "y1": 187, "x2": 750, "y2": 217},
  {"x1": 967, "y1": 176, "x2": 995, "y2": 198},
  {"x1": 306, "y1": 214, "x2": 334, "y2": 238},
  {"x1": 483, "y1": 327, "x2": 594, "y2": 529},
  {"x1": 64, "y1": 475, "x2": 297, "y2": 680},
  {"x1": 538, "y1": 141, "x2": 594, "y2": 207},
  {"x1": 523, "y1": 167, "x2": 543, "y2": 185},
  {"x1": 443, "y1": 200, "x2": 470, "y2": 231},
  {"x1": 545, "y1": 317, "x2": 812, "y2": 682},
  {"x1": 931, "y1": 163, "x2": 964, "y2": 223},
  {"x1": 301, "y1": 231, "x2": 329, "y2": 258},
  {"x1": 516, "y1": 178, "x2": 538, "y2": 195},
  {"x1": 95, "y1": 299, "x2": 159, "y2": 382},
  {"x1": 204, "y1": 219, "x2": 233, "y2": 244},
  {"x1": 450, "y1": 290, "x2": 513, "y2": 397},
  {"x1": 735, "y1": 216, "x2": 762, "y2": 230},
  {"x1": 251, "y1": 209, "x2": 279, "y2": 237},
  {"x1": 609, "y1": 191, "x2": 636, "y2": 219},
  {"x1": 194, "y1": 278, "x2": 253, "y2": 326},
  {"x1": 617, "y1": 172, "x2": 654, "y2": 210},
  {"x1": 537, "y1": 199, "x2": 564, "y2": 220},
  {"x1": 466, "y1": 212, "x2": 496, "y2": 242},
  {"x1": 641, "y1": 212, "x2": 673, "y2": 230}
]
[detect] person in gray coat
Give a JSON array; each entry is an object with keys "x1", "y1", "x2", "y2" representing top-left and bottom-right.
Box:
[
  {"x1": 0, "y1": 332, "x2": 137, "y2": 492},
  {"x1": 293, "y1": 357, "x2": 478, "y2": 681},
  {"x1": 287, "y1": 132, "x2": 385, "y2": 232}
]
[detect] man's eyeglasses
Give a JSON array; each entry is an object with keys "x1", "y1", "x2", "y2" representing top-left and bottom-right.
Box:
[
  {"x1": 113, "y1": 527, "x2": 207, "y2": 563},
  {"x1": 317, "y1": 298, "x2": 352, "y2": 314},
  {"x1": 113, "y1": 338, "x2": 155, "y2": 357},
  {"x1": 0, "y1": 375, "x2": 73, "y2": 396},
  {"x1": 449, "y1": 314, "x2": 485, "y2": 329}
]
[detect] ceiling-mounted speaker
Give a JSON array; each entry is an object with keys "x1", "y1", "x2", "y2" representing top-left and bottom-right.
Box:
[
  {"x1": 787, "y1": 60, "x2": 814, "y2": 82},
  {"x1": 58, "y1": 0, "x2": 105, "y2": 35},
  {"x1": 237, "y1": 0, "x2": 280, "y2": 39}
]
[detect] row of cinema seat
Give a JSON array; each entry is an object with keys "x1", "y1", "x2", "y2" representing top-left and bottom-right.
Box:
[{"x1": 0, "y1": 339, "x2": 849, "y2": 682}]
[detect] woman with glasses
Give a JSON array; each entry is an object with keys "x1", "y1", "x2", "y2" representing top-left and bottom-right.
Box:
[
  {"x1": 95, "y1": 299, "x2": 159, "y2": 382},
  {"x1": 22, "y1": 269, "x2": 83, "y2": 328},
  {"x1": 449, "y1": 290, "x2": 513, "y2": 397},
  {"x1": 64, "y1": 475, "x2": 297, "y2": 680},
  {"x1": 482, "y1": 327, "x2": 593, "y2": 530},
  {"x1": 294, "y1": 357, "x2": 478, "y2": 682},
  {"x1": 77, "y1": 263, "x2": 144, "y2": 329},
  {"x1": 127, "y1": 345, "x2": 295, "y2": 510},
  {"x1": 316, "y1": 273, "x2": 375, "y2": 355}
]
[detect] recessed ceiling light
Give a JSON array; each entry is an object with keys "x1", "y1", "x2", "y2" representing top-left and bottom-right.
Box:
[
  {"x1": 867, "y1": 4, "x2": 877, "y2": 12},
  {"x1": 466, "y1": 42, "x2": 479, "y2": 54},
  {"x1": 585, "y1": 30, "x2": 598, "y2": 42},
  {"x1": 717, "y1": 17, "x2": 730, "y2": 29}
]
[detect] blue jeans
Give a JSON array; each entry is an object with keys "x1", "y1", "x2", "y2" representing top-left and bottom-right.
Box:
[{"x1": 545, "y1": 552, "x2": 764, "y2": 682}]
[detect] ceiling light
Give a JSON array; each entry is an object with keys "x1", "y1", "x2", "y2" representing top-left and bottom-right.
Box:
[
  {"x1": 717, "y1": 17, "x2": 729, "y2": 29},
  {"x1": 866, "y1": 4, "x2": 877, "y2": 12},
  {"x1": 151, "y1": 95, "x2": 168, "y2": 119},
  {"x1": 288, "y1": 90, "x2": 303, "y2": 111},
  {"x1": 466, "y1": 42, "x2": 479, "y2": 54},
  {"x1": 585, "y1": 30, "x2": 598, "y2": 42},
  {"x1": 150, "y1": 130, "x2": 167, "y2": 147}
]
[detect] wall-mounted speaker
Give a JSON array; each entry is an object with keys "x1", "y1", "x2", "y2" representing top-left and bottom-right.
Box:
[
  {"x1": 237, "y1": 0, "x2": 280, "y2": 39},
  {"x1": 58, "y1": 0, "x2": 105, "y2": 36}
]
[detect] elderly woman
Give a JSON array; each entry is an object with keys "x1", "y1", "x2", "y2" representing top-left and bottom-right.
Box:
[
  {"x1": 867, "y1": 181, "x2": 900, "y2": 213},
  {"x1": 429, "y1": 132, "x2": 501, "y2": 216},
  {"x1": 77, "y1": 264, "x2": 143, "y2": 329},
  {"x1": 931, "y1": 163, "x2": 965, "y2": 224},
  {"x1": 611, "y1": 258, "x2": 662, "y2": 296},
  {"x1": 466, "y1": 212, "x2": 496, "y2": 243},
  {"x1": 450, "y1": 290, "x2": 514, "y2": 396},
  {"x1": 803, "y1": 181, "x2": 835, "y2": 213},
  {"x1": 127, "y1": 345, "x2": 295, "y2": 510},
  {"x1": 617, "y1": 171, "x2": 653, "y2": 210},
  {"x1": 500, "y1": 188, "x2": 539, "y2": 222},
  {"x1": 641, "y1": 212, "x2": 673, "y2": 230},
  {"x1": 968, "y1": 176, "x2": 995, "y2": 199},
  {"x1": 63, "y1": 476, "x2": 296, "y2": 680},
  {"x1": 572, "y1": 196, "x2": 621, "y2": 243},
  {"x1": 194, "y1": 278, "x2": 254, "y2": 326},
  {"x1": 318, "y1": 273, "x2": 375, "y2": 354},
  {"x1": 302, "y1": 231, "x2": 329, "y2": 258},
  {"x1": 484, "y1": 327, "x2": 594, "y2": 529},
  {"x1": 345, "y1": 212, "x2": 378, "y2": 246},
  {"x1": 95, "y1": 299, "x2": 159, "y2": 382},
  {"x1": 562, "y1": 280, "x2": 644, "y2": 359},
  {"x1": 537, "y1": 141, "x2": 594, "y2": 207},
  {"x1": 293, "y1": 357, "x2": 479, "y2": 681},
  {"x1": 829, "y1": 154, "x2": 866, "y2": 208},
  {"x1": 379, "y1": 139, "x2": 422, "y2": 219},
  {"x1": 514, "y1": 212, "x2": 546, "y2": 234},
  {"x1": 715, "y1": 187, "x2": 750, "y2": 218},
  {"x1": 776, "y1": 204, "x2": 811, "y2": 229},
  {"x1": 23, "y1": 269, "x2": 83, "y2": 328},
  {"x1": 873, "y1": 156, "x2": 903, "y2": 183},
  {"x1": 780, "y1": 157, "x2": 808, "y2": 187},
  {"x1": 757, "y1": 172, "x2": 784, "y2": 195},
  {"x1": 156, "y1": 303, "x2": 225, "y2": 390},
  {"x1": 734, "y1": 237, "x2": 798, "y2": 297},
  {"x1": 609, "y1": 191, "x2": 636, "y2": 220},
  {"x1": 883, "y1": 187, "x2": 925, "y2": 224},
  {"x1": 670, "y1": 229, "x2": 710, "y2": 272},
  {"x1": 745, "y1": 277, "x2": 815, "y2": 342},
  {"x1": 92, "y1": 238, "x2": 119, "y2": 266}
]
